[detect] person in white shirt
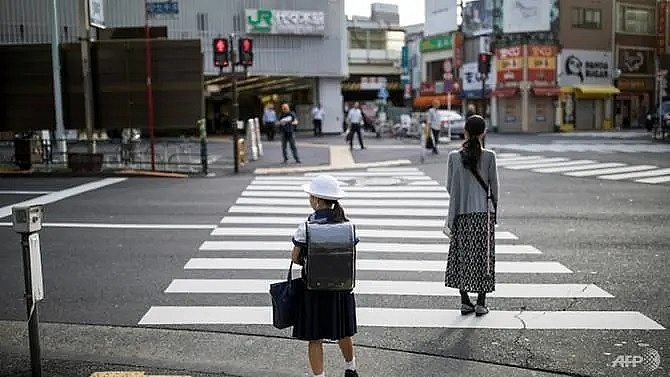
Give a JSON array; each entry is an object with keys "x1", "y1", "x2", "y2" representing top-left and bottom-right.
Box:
[
  {"x1": 426, "y1": 99, "x2": 442, "y2": 154},
  {"x1": 311, "y1": 104, "x2": 325, "y2": 137},
  {"x1": 345, "y1": 102, "x2": 365, "y2": 150}
]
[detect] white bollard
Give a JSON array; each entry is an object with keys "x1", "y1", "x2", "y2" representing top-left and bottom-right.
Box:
[
  {"x1": 254, "y1": 117, "x2": 263, "y2": 157},
  {"x1": 247, "y1": 119, "x2": 258, "y2": 161}
]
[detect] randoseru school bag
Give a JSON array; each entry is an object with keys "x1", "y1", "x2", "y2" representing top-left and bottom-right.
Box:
[{"x1": 304, "y1": 220, "x2": 357, "y2": 291}]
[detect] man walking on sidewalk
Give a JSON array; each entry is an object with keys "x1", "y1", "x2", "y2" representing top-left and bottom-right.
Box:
[
  {"x1": 311, "y1": 103, "x2": 325, "y2": 136},
  {"x1": 263, "y1": 103, "x2": 277, "y2": 141},
  {"x1": 278, "y1": 102, "x2": 301, "y2": 164},
  {"x1": 346, "y1": 102, "x2": 365, "y2": 150},
  {"x1": 426, "y1": 99, "x2": 441, "y2": 154}
]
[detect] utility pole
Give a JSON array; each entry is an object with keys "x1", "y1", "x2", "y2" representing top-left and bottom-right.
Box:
[
  {"x1": 79, "y1": 0, "x2": 96, "y2": 153},
  {"x1": 229, "y1": 34, "x2": 240, "y2": 173},
  {"x1": 144, "y1": 0, "x2": 156, "y2": 171},
  {"x1": 50, "y1": 0, "x2": 66, "y2": 162}
]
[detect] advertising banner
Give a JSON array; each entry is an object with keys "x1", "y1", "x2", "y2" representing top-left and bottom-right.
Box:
[
  {"x1": 617, "y1": 48, "x2": 654, "y2": 76},
  {"x1": 461, "y1": 0, "x2": 494, "y2": 37},
  {"x1": 502, "y1": 0, "x2": 553, "y2": 34},
  {"x1": 526, "y1": 45, "x2": 557, "y2": 85},
  {"x1": 559, "y1": 50, "x2": 612, "y2": 86},
  {"x1": 460, "y1": 61, "x2": 495, "y2": 93},
  {"x1": 424, "y1": 0, "x2": 458, "y2": 37},
  {"x1": 658, "y1": 1, "x2": 667, "y2": 55},
  {"x1": 495, "y1": 46, "x2": 523, "y2": 87}
]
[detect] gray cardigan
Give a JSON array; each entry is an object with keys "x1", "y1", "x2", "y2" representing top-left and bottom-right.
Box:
[{"x1": 446, "y1": 148, "x2": 499, "y2": 230}]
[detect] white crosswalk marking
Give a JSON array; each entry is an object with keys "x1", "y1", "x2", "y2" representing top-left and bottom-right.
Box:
[
  {"x1": 138, "y1": 168, "x2": 665, "y2": 331},
  {"x1": 491, "y1": 151, "x2": 670, "y2": 184}
]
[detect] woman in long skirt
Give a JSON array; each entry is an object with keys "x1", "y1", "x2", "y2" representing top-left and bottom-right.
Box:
[{"x1": 444, "y1": 115, "x2": 499, "y2": 316}]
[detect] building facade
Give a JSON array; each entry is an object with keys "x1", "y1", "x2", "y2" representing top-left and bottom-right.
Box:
[
  {"x1": 556, "y1": 0, "x2": 617, "y2": 131},
  {"x1": 0, "y1": 0, "x2": 349, "y2": 134}
]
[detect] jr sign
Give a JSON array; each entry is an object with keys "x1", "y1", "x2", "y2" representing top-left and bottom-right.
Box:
[{"x1": 245, "y1": 9, "x2": 325, "y2": 35}]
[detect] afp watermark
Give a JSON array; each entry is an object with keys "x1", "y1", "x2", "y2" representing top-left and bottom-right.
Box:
[{"x1": 609, "y1": 347, "x2": 661, "y2": 373}]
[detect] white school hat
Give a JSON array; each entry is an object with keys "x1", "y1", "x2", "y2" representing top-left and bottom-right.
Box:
[{"x1": 302, "y1": 174, "x2": 345, "y2": 200}]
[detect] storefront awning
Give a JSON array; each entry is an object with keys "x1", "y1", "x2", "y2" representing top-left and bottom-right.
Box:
[
  {"x1": 532, "y1": 87, "x2": 561, "y2": 96},
  {"x1": 574, "y1": 85, "x2": 621, "y2": 96},
  {"x1": 413, "y1": 94, "x2": 462, "y2": 108},
  {"x1": 492, "y1": 88, "x2": 518, "y2": 97}
]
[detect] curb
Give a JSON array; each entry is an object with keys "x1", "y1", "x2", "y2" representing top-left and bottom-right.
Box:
[{"x1": 0, "y1": 169, "x2": 194, "y2": 179}]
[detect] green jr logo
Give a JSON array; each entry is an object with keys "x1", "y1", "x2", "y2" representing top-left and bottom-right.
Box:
[{"x1": 248, "y1": 9, "x2": 272, "y2": 32}]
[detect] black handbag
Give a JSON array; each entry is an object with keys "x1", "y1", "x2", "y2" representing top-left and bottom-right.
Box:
[{"x1": 269, "y1": 262, "x2": 301, "y2": 329}]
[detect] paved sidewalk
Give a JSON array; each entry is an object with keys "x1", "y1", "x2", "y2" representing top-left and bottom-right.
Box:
[{"x1": 0, "y1": 321, "x2": 574, "y2": 377}]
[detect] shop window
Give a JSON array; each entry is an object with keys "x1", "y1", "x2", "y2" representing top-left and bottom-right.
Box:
[
  {"x1": 617, "y1": 4, "x2": 655, "y2": 34},
  {"x1": 572, "y1": 7, "x2": 601, "y2": 29},
  {"x1": 426, "y1": 60, "x2": 443, "y2": 82},
  {"x1": 348, "y1": 29, "x2": 368, "y2": 49}
]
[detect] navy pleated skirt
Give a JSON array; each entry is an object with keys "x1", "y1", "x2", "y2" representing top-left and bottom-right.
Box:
[{"x1": 292, "y1": 278, "x2": 358, "y2": 341}]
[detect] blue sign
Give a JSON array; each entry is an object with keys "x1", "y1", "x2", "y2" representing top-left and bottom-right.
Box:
[
  {"x1": 377, "y1": 87, "x2": 389, "y2": 99},
  {"x1": 401, "y1": 46, "x2": 409, "y2": 68},
  {"x1": 146, "y1": 1, "x2": 179, "y2": 16}
]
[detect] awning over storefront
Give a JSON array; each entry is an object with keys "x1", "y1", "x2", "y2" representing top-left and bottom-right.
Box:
[
  {"x1": 574, "y1": 85, "x2": 620, "y2": 97},
  {"x1": 532, "y1": 87, "x2": 561, "y2": 96},
  {"x1": 413, "y1": 94, "x2": 462, "y2": 108},
  {"x1": 492, "y1": 88, "x2": 518, "y2": 97}
]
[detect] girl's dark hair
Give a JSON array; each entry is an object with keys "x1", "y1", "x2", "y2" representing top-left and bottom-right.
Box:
[
  {"x1": 325, "y1": 199, "x2": 348, "y2": 222},
  {"x1": 460, "y1": 115, "x2": 487, "y2": 170}
]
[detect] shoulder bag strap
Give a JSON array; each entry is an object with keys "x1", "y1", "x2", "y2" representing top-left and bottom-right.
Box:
[{"x1": 468, "y1": 167, "x2": 498, "y2": 218}]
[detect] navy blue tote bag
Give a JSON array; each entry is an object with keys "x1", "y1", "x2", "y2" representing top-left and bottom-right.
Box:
[{"x1": 269, "y1": 262, "x2": 301, "y2": 329}]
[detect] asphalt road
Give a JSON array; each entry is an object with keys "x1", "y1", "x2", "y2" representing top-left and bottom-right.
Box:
[{"x1": 0, "y1": 132, "x2": 668, "y2": 377}]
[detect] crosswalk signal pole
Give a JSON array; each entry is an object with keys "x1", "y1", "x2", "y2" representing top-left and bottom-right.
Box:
[
  {"x1": 12, "y1": 205, "x2": 46, "y2": 377},
  {"x1": 230, "y1": 34, "x2": 240, "y2": 174}
]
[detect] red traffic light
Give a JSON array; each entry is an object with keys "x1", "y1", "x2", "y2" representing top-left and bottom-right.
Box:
[
  {"x1": 238, "y1": 38, "x2": 253, "y2": 66},
  {"x1": 212, "y1": 38, "x2": 229, "y2": 67},
  {"x1": 478, "y1": 53, "x2": 491, "y2": 74}
]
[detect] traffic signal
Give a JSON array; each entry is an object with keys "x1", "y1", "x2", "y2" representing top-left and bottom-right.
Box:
[
  {"x1": 478, "y1": 52, "x2": 492, "y2": 75},
  {"x1": 238, "y1": 37, "x2": 253, "y2": 66},
  {"x1": 213, "y1": 38, "x2": 229, "y2": 67}
]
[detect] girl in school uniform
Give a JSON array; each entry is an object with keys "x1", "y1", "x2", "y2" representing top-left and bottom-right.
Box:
[
  {"x1": 445, "y1": 115, "x2": 499, "y2": 316},
  {"x1": 290, "y1": 174, "x2": 359, "y2": 377}
]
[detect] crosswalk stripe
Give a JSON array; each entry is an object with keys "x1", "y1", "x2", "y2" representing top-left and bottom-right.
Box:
[
  {"x1": 235, "y1": 197, "x2": 448, "y2": 208},
  {"x1": 635, "y1": 175, "x2": 670, "y2": 184},
  {"x1": 210, "y1": 227, "x2": 517, "y2": 240},
  {"x1": 199, "y1": 241, "x2": 539, "y2": 254},
  {"x1": 138, "y1": 306, "x2": 665, "y2": 329},
  {"x1": 532, "y1": 162, "x2": 625, "y2": 174},
  {"x1": 245, "y1": 185, "x2": 447, "y2": 192},
  {"x1": 498, "y1": 157, "x2": 568, "y2": 166},
  {"x1": 495, "y1": 153, "x2": 521, "y2": 158},
  {"x1": 496, "y1": 156, "x2": 546, "y2": 164},
  {"x1": 303, "y1": 171, "x2": 426, "y2": 177},
  {"x1": 165, "y1": 280, "x2": 612, "y2": 298},
  {"x1": 183, "y1": 258, "x2": 570, "y2": 273},
  {"x1": 564, "y1": 165, "x2": 657, "y2": 177},
  {"x1": 221, "y1": 216, "x2": 449, "y2": 227},
  {"x1": 227, "y1": 205, "x2": 447, "y2": 217},
  {"x1": 597, "y1": 168, "x2": 670, "y2": 180},
  {"x1": 253, "y1": 175, "x2": 432, "y2": 182},
  {"x1": 366, "y1": 167, "x2": 420, "y2": 172},
  {"x1": 504, "y1": 160, "x2": 596, "y2": 170},
  {"x1": 240, "y1": 190, "x2": 449, "y2": 199}
]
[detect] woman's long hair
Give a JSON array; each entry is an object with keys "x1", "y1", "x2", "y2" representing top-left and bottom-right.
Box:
[{"x1": 460, "y1": 115, "x2": 487, "y2": 170}]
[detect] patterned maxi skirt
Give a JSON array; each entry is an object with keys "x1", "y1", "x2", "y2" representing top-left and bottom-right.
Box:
[{"x1": 445, "y1": 212, "x2": 496, "y2": 293}]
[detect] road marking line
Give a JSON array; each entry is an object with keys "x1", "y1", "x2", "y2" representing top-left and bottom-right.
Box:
[
  {"x1": 504, "y1": 160, "x2": 595, "y2": 170},
  {"x1": 253, "y1": 159, "x2": 412, "y2": 174},
  {"x1": 183, "y1": 258, "x2": 567, "y2": 273},
  {"x1": 532, "y1": 162, "x2": 626, "y2": 174},
  {"x1": 495, "y1": 153, "x2": 521, "y2": 158},
  {"x1": 138, "y1": 307, "x2": 664, "y2": 329},
  {"x1": 165, "y1": 280, "x2": 611, "y2": 298},
  {"x1": 240, "y1": 190, "x2": 449, "y2": 199},
  {"x1": 366, "y1": 167, "x2": 420, "y2": 172},
  {"x1": 0, "y1": 190, "x2": 54, "y2": 195},
  {"x1": 564, "y1": 165, "x2": 657, "y2": 177},
  {"x1": 227, "y1": 205, "x2": 448, "y2": 217},
  {"x1": 199, "y1": 241, "x2": 538, "y2": 254},
  {"x1": 0, "y1": 222, "x2": 216, "y2": 230},
  {"x1": 0, "y1": 178, "x2": 127, "y2": 219},
  {"x1": 235, "y1": 197, "x2": 448, "y2": 208},
  {"x1": 635, "y1": 175, "x2": 670, "y2": 184},
  {"x1": 253, "y1": 175, "x2": 432, "y2": 182},
  {"x1": 329, "y1": 145, "x2": 355, "y2": 168},
  {"x1": 303, "y1": 171, "x2": 426, "y2": 177},
  {"x1": 597, "y1": 168, "x2": 670, "y2": 180},
  {"x1": 495, "y1": 156, "x2": 547, "y2": 164},
  {"x1": 210, "y1": 227, "x2": 515, "y2": 240},
  {"x1": 244, "y1": 185, "x2": 447, "y2": 192},
  {"x1": 499, "y1": 157, "x2": 568, "y2": 167}
]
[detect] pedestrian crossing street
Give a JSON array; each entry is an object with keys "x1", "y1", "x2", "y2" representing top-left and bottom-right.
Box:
[
  {"x1": 494, "y1": 152, "x2": 670, "y2": 184},
  {"x1": 138, "y1": 168, "x2": 665, "y2": 331}
]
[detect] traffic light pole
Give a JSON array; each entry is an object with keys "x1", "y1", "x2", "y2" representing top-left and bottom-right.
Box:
[{"x1": 230, "y1": 34, "x2": 240, "y2": 174}]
